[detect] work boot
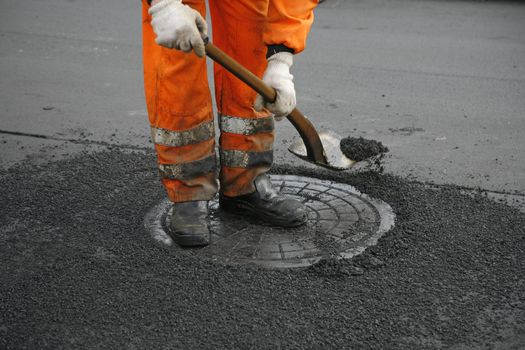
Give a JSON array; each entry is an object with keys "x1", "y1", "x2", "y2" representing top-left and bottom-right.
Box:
[
  {"x1": 219, "y1": 174, "x2": 307, "y2": 227},
  {"x1": 169, "y1": 201, "x2": 210, "y2": 247}
]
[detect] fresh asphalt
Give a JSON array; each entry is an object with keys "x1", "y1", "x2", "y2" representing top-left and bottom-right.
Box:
[
  {"x1": 1, "y1": 0, "x2": 524, "y2": 348},
  {"x1": 1, "y1": 152, "x2": 524, "y2": 349}
]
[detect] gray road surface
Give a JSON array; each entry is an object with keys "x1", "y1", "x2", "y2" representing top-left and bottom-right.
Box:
[{"x1": 1, "y1": 0, "x2": 524, "y2": 208}]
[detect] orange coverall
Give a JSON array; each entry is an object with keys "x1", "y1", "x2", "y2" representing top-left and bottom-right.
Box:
[{"x1": 142, "y1": 0, "x2": 317, "y2": 202}]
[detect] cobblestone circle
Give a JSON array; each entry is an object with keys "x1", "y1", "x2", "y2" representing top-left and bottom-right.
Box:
[{"x1": 145, "y1": 175, "x2": 395, "y2": 268}]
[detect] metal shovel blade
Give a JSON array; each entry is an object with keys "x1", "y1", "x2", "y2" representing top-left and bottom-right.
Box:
[{"x1": 288, "y1": 130, "x2": 356, "y2": 170}]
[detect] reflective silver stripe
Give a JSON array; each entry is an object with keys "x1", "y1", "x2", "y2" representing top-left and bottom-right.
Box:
[
  {"x1": 158, "y1": 155, "x2": 216, "y2": 180},
  {"x1": 219, "y1": 115, "x2": 274, "y2": 135},
  {"x1": 220, "y1": 149, "x2": 273, "y2": 168},
  {"x1": 151, "y1": 121, "x2": 214, "y2": 147}
]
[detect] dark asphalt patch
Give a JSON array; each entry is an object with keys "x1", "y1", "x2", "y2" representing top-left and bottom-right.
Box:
[
  {"x1": 340, "y1": 136, "x2": 389, "y2": 162},
  {"x1": 1, "y1": 150, "x2": 524, "y2": 349}
]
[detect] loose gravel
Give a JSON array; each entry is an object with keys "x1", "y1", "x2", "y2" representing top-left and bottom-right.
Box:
[
  {"x1": 340, "y1": 136, "x2": 389, "y2": 161},
  {"x1": 1, "y1": 150, "x2": 524, "y2": 349}
]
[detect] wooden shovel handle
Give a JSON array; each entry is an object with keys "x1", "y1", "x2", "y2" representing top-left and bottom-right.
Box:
[{"x1": 204, "y1": 41, "x2": 327, "y2": 165}]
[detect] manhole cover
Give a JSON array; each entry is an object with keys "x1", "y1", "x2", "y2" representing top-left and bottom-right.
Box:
[{"x1": 144, "y1": 175, "x2": 395, "y2": 268}]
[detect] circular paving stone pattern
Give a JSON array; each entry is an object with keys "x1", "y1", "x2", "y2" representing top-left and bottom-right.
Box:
[{"x1": 144, "y1": 175, "x2": 395, "y2": 268}]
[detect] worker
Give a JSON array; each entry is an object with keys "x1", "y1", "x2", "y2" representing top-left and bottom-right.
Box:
[{"x1": 142, "y1": 0, "x2": 318, "y2": 247}]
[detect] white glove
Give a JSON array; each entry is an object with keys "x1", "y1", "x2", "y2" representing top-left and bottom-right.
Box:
[
  {"x1": 148, "y1": 0, "x2": 207, "y2": 57},
  {"x1": 254, "y1": 52, "x2": 296, "y2": 120}
]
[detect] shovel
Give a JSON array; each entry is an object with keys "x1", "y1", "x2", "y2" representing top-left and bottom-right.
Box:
[{"x1": 204, "y1": 39, "x2": 355, "y2": 170}]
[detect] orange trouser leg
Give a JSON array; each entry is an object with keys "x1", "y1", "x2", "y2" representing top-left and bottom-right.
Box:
[
  {"x1": 209, "y1": 0, "x2": 276, "y2": 197},
  {"x1": 263, "y1": 0, "x2": 318, "y2": 54},
  {"x1": 142, "y1": 0, "x2": 217, "y2": 203}
]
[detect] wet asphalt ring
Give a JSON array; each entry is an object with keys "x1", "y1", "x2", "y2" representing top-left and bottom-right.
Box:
[
  {"x1": 145, "y1": 175, "x2": 395, "y2": 268},
  {"x1": 1, "y1": 150, "x2": 524, "y2": 349}
]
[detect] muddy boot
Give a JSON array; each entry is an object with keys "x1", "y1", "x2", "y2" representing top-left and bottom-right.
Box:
[
  {"x1": 169, "y1": 201, "x2": 210, "y2": 247},
  {"x1": 219, "y1": 174, "x2": 307, "y2": 227}
]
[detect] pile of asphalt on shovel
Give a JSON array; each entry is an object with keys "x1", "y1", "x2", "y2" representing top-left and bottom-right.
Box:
[{"x1": 1, "y1": 137, "x2": 524, "y2": 349}]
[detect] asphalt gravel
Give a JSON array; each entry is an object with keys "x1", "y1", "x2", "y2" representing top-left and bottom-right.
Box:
[
  {"x1": 340, "y1": 136, "x2": 389, "y2": 162},
  {"x1": 1, "y1": 150, "x2": 524, "y2": 349}
]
